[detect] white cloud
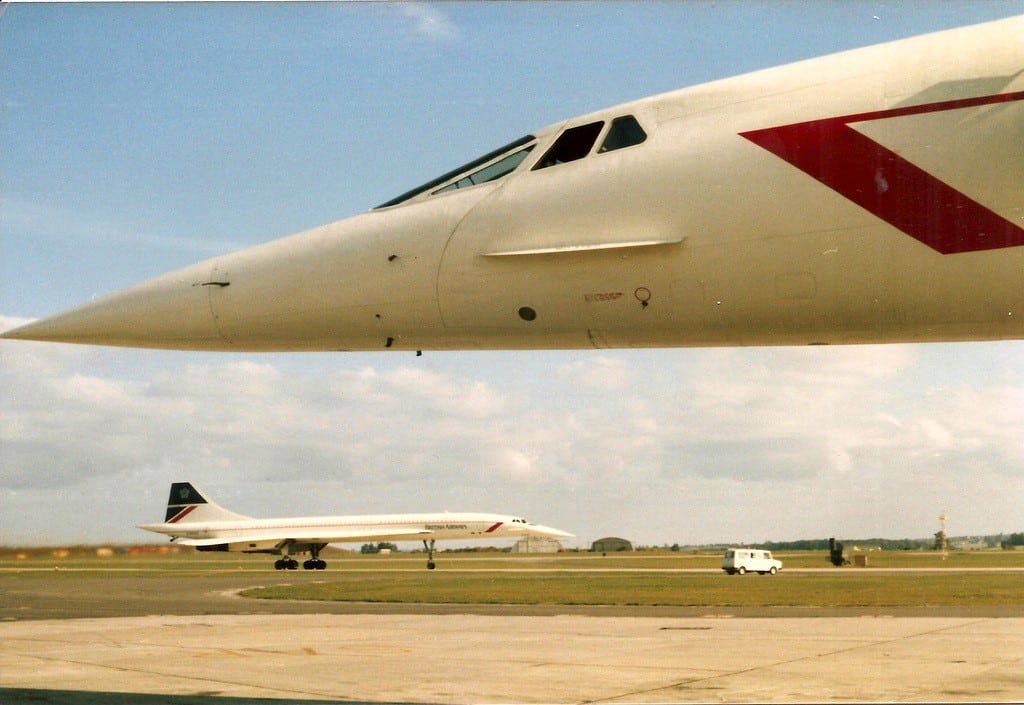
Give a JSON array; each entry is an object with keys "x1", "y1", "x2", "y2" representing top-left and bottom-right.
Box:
[
  {"x1": 557, "y1": 355, "x2": 635, "y2": 391},
  {"x1": 0, "y1": 338, "x2": 1021, "y2": 545},
  {"x1": 0, "y1": 316, "x2": 32, "y2": 333},
  {"x1": 397, "y1": 4, "x2": 460, "y2": 43},
  {"x1": 482, "y1": 446, "x2": 537, "y2": 482},
  {"x1": 0, "y1": 320, "x2": 104, "y2": 377}
]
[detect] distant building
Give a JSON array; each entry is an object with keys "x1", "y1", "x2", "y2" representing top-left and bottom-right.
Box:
[
  {"x1": 512, "y1": 537, "x2": 564, "y2": 554},
  {"x1": 591, "y1": 537, "x2": 634, "y2": 553}
]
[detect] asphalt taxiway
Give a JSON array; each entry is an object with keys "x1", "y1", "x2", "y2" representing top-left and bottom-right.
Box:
[{"x1": 1, "y1": 568, "x2": 1022, "y2": 703}]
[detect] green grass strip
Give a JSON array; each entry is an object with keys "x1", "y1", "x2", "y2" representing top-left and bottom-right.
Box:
[{"x1": 242, "y1": 571, "x2": 1023, "y2": 607}]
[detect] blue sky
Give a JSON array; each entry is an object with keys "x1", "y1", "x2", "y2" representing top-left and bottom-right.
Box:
[{"x1": 1, "y1": 2, "x2": 1022, "y2": 546}]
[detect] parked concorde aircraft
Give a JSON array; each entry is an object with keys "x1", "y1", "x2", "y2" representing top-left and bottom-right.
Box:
[
  {"x1": 139, "y1": 482, "x2": 573, "y2": 570},
  {"x1": 4, "y1": 15, "x2": 1022, "y2": 351}
]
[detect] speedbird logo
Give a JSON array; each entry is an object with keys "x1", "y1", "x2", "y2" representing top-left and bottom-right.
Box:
[{"x1": 741, "y1": 91, "x2": 1024, "y2": 254}]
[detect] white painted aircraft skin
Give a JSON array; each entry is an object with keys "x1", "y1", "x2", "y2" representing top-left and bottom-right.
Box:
[
  {"x1": 139, "y1": 483, "x2": 573, "y2": 570},
  {"x1": 4, "y1": 15, "x2": 1023, "y2": 351}
]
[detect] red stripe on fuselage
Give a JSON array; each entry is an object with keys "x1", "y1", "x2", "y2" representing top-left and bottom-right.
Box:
[
  {"x1": 740, "y1": 91, "x2": 1024, "y2": 254},
  {"x1": 485, "y1": 522, "x2": 503, "y2": 533},
  {"x1": 167, "y1": 505, "x2": 197, "y2": 524}
]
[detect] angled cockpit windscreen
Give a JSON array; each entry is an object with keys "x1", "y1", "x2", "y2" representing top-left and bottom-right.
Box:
[
  {"x1": 432, "y1": 145, "x2": 535, "y2": 195},
  {"x1": 375, "y1": 135, "x2": 536, "y2": 209},
  {"x1": 533, "y1": 121, "x2": 604, "y2": 170},
  {"x1": 599, "y1": 115, "x2": 647, "y2": 152}
]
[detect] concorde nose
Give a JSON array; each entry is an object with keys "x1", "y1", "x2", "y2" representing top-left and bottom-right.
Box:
[
  {"x1": 2, "y1": 208, "x2": 449, "y2": 352},
  {"x1": 528, "y1": 524, "x2": 575, "y2": 540},
  {"x1": 0, "y1": 259, "x2": 223, "y2": 349}
]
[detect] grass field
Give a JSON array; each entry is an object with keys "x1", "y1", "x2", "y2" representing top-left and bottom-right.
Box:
[
  {"x1": 242, "y1": 569, "x2": 1024, "y2": 608},
  {"x1": 5, "y1": 547, "x2": 1024, "y2": 571},
  {"x1": 259, "y1": 550, "x2": 1019, "y2": 608},
  {"x1": 239, "y1": 552, "x2": 1024, "y2": 607},
  {"x1": 4, "y1": 549, "x2": 1022, "y2": 608}
]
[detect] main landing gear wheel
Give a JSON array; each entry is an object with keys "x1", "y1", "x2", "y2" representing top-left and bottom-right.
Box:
[
  {"x1": 274, "y1": 558, "x2": 299, "y2": 570},
  {"x1": 298, "y1": 544, "x2": 328, "y2": 570},
  {"x1": 423, "y1": 538, "x2": 437, "y2": 570}
]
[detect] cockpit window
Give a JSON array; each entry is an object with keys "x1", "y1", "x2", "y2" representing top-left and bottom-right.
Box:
[
  {"x1": 432, "y1": 145, "x2": 535, "y2": 195},
  {"x1": 533, "y1": 121, "x2": 604, "y2": 170},
  {"x1": 375, "y1": 135, "x2": 535, "y2": 209},
  {"x1": 599, "y1": 115, "x2": 647, "y2": 152}
]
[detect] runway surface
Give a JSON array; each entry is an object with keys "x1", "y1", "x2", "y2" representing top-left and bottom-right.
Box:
[{"x1": 1, "y1": 567, "x2": 1022, "y2": 703}]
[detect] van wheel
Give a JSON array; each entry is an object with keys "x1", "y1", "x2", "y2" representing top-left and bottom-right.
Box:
[
  {"x1": 769, "y1": 566, "x2": 778, "y2": 575},
  {"x1": 737, "y1": 566, "x2": 746, "y2": 575}
]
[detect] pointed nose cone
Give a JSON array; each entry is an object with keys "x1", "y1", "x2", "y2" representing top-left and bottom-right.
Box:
[
  {"x1": 528, "y1": 524, "x2": 575, "y2": 540},
  {"x1": 3, "y1": 207, "x2": 452, "y2": 352},
  {"x1": 1, "y1": 260, "x2": 224, "y2": 349}
]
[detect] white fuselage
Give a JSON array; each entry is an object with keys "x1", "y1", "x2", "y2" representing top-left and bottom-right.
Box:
[
  {"x1": 140, "y1": 511, "x2": 570, "y2": 551},
  {"x1": 4, "y1": 16, "x2": 1022, "y2": 351}
]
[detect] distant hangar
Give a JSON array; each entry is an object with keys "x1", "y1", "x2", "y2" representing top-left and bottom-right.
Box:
[{"x1": 591, "y1": 537, "x2": 634, "y2": 553}]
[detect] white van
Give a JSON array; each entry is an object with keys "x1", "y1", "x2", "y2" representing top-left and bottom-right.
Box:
[{"x1": 722, "y1": 548, "x2": 782, "y2": 575}]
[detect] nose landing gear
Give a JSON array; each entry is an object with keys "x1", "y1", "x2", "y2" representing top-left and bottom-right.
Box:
[{"x1": 423, "y1": 538, "x2": 436, "y2": 570}]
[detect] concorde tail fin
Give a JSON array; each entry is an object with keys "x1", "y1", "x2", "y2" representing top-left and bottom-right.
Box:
[{"x1": 163, "y1": 482, "x2": 250, "y2": 524}]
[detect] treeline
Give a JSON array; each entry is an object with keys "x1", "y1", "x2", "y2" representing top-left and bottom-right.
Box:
[
  {"x1": 764, "y1": 538, "x2": 928, "y2": 551},
  {"x1": 651, "y1": 532, "x2": 1022, "y2": 553},
  {"x1": 359, "y1": 542, "x2": 399, "y2": 554},
  {"x1": 757, "y1": 533, "x2": 1022, "y2": 551},
  {"x1": 1002, "y1": 532, "x2": 1024, "y2": 549}
]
